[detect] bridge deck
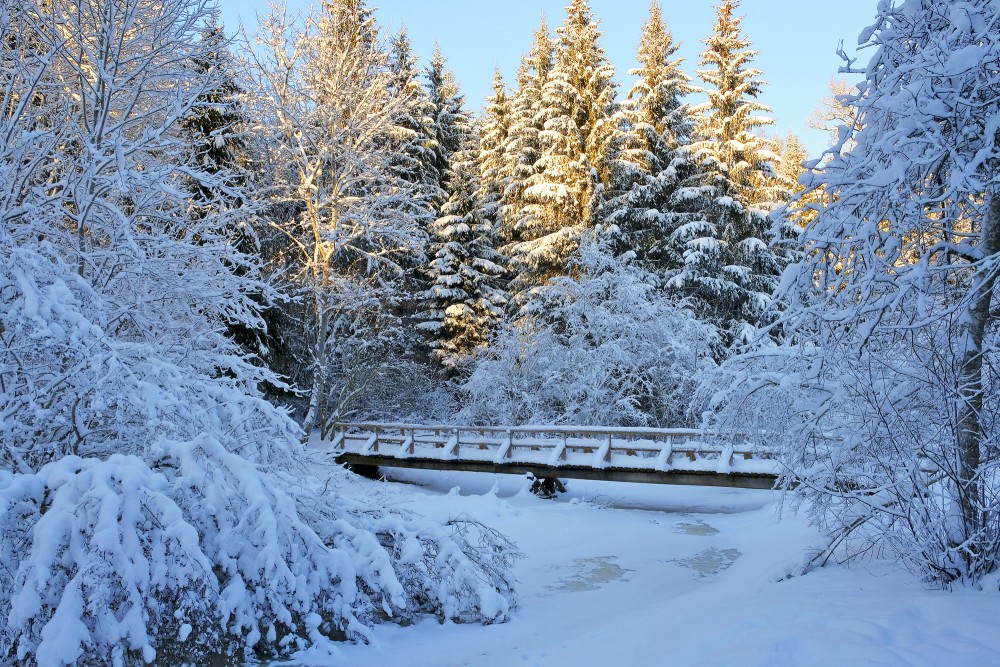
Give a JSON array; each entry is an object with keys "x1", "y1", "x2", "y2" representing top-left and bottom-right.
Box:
[{"x1": 326, "y1": 423, "x2": 778, "y2": 490}]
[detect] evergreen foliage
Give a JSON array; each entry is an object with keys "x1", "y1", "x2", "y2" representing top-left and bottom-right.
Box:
[
  {"x1": 498, "y1": 16, "x2": 555, "y2": 253},
  {"x1": 425, "y1": 45, "x2": 474, "y2": 208},
  {"x1": 419, "y1": 50, "x2": 506, "y2": 372},
  {"x1": 506, "y1": 0, "x2": 620, "y2": 307},
  {"x1": 387, "y1": 29, "x2": 443, "y2": 220},
  {"x1": 604, "y1": 1, "x2": 699, "y2": 275},
  {"x1": 419, "y1": 147, "x2": 507, "y2": 373},
  {"x1": 671, "y1": 0, "x2": 788, "y2": 348},
  {"x1": 477, "y1": 69, "x2": 513, "y2": 224}
]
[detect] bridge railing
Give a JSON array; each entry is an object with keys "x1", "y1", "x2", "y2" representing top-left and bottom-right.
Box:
[{"x1": 327, "y1": 422, "x2": 777, "y2": 475}]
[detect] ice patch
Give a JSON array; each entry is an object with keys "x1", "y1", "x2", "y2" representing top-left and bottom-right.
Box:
[
  {"x1": 676, "y1": 521, "x2": 719, "y2": 536},
  {"x1": 673, "y1": 548, "x2": 741, "y2": 576},
  {"x1": 552, "y1": 557, "x2": 631, "y2": 592}
]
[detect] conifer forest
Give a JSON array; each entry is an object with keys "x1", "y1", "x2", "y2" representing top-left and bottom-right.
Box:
[{"x1": 2, "y1": 0, "x2": 1000, "y2": 664}]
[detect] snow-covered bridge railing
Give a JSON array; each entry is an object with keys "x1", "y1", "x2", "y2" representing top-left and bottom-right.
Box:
[{"x1": 325, "y1": 423, "x2": 779, "y2": 490}]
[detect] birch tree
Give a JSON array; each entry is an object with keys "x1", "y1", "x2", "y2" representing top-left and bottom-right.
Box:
[{"x1": 255, "y1": 0, "x2": 426, "y2": 434}]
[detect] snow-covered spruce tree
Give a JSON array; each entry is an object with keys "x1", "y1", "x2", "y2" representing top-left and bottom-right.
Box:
[
  {"x1": 387, "y1": 29, "x2": 443, "y2": 222},
  {"x1": 419, "y1": 53, "x2": 507, "y2": 373},
  {"x1": 507, "y1": 0, "x2": 620, "y2": 308},
  {"x1": 419, "y1": 143, "x2": 508, "y2": 374},
  {"x1": 383, "y1": 30, "x2": 447, "y2": 376},
  {"x1": 604, "y1": 0, "x2": 700, "y2": 275},
  {"x1": 672, "y1": 0, "x2": 788, "y2": 349},
  {"x1": 0, "y1": 2, "x2": 519, "y2": 663},
  {"x1": 497, "y1": 18, "x2": 555, "y2": 256},
  {"x1": 182, "y1": 14, "x2": 251, "y2": 215},
  {"x1": 705, "y1": 0, "x2": 1000, "y2": 587},
  {"x1": 772, "y1": 131, "x2": 814, "y2": 229},
  {"x1": 181, "y1": 15, "x2": 276, "y2": 359},
  {"x1": 477, "y1": 68, "x2": 513, "y2": 224},
  {"x1": 459, "y1": 236, "x2": 716, "y2": 428},
  {"x1": 255, "y1": 1, "x2": 431, "y2": 434},
  {"x1": 426, "y1": 45, "x2": 474, "y2": 208}
]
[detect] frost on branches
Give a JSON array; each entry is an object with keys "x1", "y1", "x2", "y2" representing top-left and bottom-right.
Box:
[
  {"x1": 0, "y1": 443, "x2": 519, "y2": 666},
  {"x1": 705, "y1": 0, "x2": 1000, "y2": 587},
  {"x1": 0, "y1": 0, "x2": 517, "y2": 664},
  {"x1": 460, "y1": 237, "x2": 715, "y2": 428},
  {"x1": 254, "y1": 1, "x2": 430, "y2": 435}
]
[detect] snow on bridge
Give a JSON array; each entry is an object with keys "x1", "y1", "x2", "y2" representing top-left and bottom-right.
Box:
[{"x1": 325, "y1": 423, "x2": 779, "y2": 490}]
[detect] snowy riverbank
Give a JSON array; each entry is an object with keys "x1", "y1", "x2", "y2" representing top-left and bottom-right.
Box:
[{"x1": 276, "y1": 469, "x2": 1000, "y2": 666}]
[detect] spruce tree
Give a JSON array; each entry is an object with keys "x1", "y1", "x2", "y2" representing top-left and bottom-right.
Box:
[
  {"x1": 478, "y1": 68, "x2": 513, "y2": 224},
  {"x1": 507, "y1": 0, "x2": 620, "y2": 308},
  {"x1": 387, "y1": 29, "x2": 442, "y2": 220},
  {"x1": 498, "y1": 16, "x2": 555, "y2": 251},
  {"x1": 425, "y1": 44, "x2": 473, "y2": 211},
  {"x1": 772, "y1": 131, "x2": 814, "y2": 231},
  {"x1": 419, "y1": 145, "x2": 507, "y2": 373},
  {"x1": 604, "y1": 0, "x2": 698, "y2": 274},
  {"x1": 419, "y1": 45, "x2": 505, "y2": 371},
  {"x1": 670, "y1": 0, "x2": 787, "y2": 348},
  {"x1": 183, "y1": 16, "x2": 249, "y2": 209}
]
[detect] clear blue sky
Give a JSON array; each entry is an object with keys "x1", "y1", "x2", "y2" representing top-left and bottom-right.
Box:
[{"x1": 218, "y1": 0, "x2": 878, "y2": 158}]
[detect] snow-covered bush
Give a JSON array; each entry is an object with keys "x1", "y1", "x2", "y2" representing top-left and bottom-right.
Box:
[
  {"x1": 0, "y1": 1, "x2": 520, "y2": 664},
  {"x1": 0, "y1": 445, "x2": 519, "y2": 665},
  {"x1": 0, "y1": 456, "x2": 219, "y2": 666},
  {"x1": 0, "y1": 231, "x2": 299, "y2": 471},
  {"x1": 459, "y1": 238, "x2": 716, "y2": 427}
]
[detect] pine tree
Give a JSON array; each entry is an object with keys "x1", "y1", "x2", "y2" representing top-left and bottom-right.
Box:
[
  {"x1": 604, "y1": 0, "x2": 698, "y2": 274},
  {"x1": 670, "y1": 0, "x2": 787, "y2": 347},
  {"x1": 506, "y1": 0, "x2": 620, "y2": 308}
]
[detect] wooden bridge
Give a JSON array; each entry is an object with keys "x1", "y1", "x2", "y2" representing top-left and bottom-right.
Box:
[{"x1": 325, "y1": 423, "x2": 779, "y2": 490}]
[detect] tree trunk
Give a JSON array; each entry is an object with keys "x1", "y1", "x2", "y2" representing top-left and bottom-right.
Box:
[
  {"x1": 302, "y1": 270, "x2": 331, "y2": 438},
  {"x1": 954, "y1": 196, "x2": 1000, "y2": 574}
]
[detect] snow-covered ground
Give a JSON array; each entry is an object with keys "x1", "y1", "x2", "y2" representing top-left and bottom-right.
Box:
[{"x1": 280, "y1": 469, "x2": 1000, "y2": 667}]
